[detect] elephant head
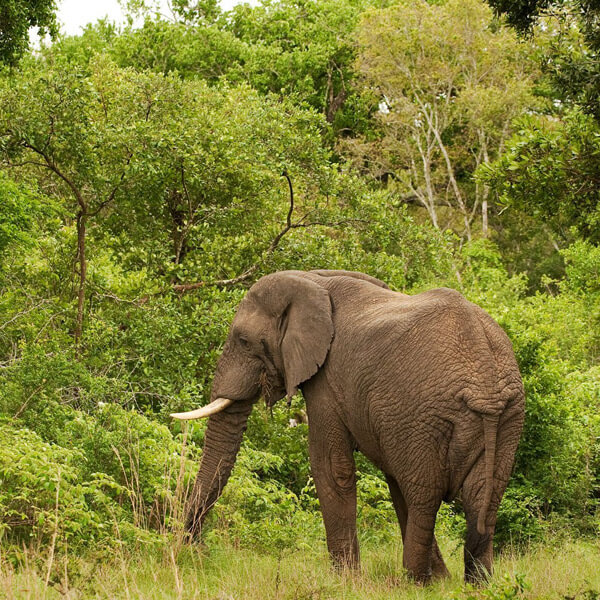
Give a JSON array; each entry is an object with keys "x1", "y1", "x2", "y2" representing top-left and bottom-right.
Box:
[{"x1": 173, "y1": 271, "x2": 335, "y2": 535}]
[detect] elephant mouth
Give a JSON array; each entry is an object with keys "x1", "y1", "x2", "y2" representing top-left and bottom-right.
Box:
[
  {"x1": 260, "y1": 369, "x2": 286, "y2": 408},
  {"x1": 171, "y1": 367, "x2": 283, "y2": 421},
  {"x1": 259, "y1": 370, "x2": 274, "y2": 405}
]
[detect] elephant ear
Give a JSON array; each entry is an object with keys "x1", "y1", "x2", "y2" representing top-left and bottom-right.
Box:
[{"x1": 277, "y1": 275, "x2": 334, "y2": 399}]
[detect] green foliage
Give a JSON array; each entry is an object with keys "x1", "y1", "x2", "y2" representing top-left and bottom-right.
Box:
[
  {"x1": 0, "y1": 419, "x2": 127, "y2": 548},
  {"x1": 480, "y1": 109, "x2": 600, "y2": 242},
  {"x1": 0, "y1": 0, "x2": 598, "y2": 569},
  {"x1": 55, "y1": 0, "x2": 392, "y2": 138},
  {"x1": 208, "y1": 444, "x2": 322, "y2": 552},
  {"x1": 562, "y1": 239, "x2": 600, "y2": 294},
  {"x1": 0, "y1": 0, "x2": 58, "y2": 66},
  {"x1": 493, "y1": 485, "x2": 544, "y2": 547},
  {"x1": 485, "y1": 0, "x2": 600, "y2": 118},
  {"x1": 455, "y1": 572, "x2": 530, "y2": 600},
  {"x1": 0, "y1": 172, "x2": 40, "y2": 259},
  {"x1": 0, "y1": 401, "x2": 199, "y2": 551}
]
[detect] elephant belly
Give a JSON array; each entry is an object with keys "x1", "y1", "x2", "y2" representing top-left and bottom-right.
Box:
[
  {"x1": 367, "y1": 396, "x2": 485, "y2": 505},
  {"x1": 312, "y1": 365, "x2": 487, "y2": 506}
]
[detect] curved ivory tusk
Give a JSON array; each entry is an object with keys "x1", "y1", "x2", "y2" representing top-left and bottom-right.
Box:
[{"x1": 170, "y1": 397, "x2": 234, "y2": 420}]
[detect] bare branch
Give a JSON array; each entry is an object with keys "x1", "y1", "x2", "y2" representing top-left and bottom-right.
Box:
[
  {"x1": 0, "y1": 300, "x2": 50, "y2": 331},
  {"x1": 172, "y1": 266, "x2": 259, "y2": 292},
  {"x1": 87, "y1": 280, "x2": 149, "y2": 307}
]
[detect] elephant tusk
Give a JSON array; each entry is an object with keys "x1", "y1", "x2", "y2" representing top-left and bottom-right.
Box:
[{"x1": 170, "y1": 397, "x2": 234, "y2": 420}]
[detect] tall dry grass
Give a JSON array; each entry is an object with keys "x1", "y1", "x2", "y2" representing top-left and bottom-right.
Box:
[{"x1": 1, "y1": 535, "x2": 598, "y2": 599}]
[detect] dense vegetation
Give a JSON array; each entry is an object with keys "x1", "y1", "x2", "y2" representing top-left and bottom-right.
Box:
[{"x1": 0, "y1": 0, "x2": 598, "y2": 597}]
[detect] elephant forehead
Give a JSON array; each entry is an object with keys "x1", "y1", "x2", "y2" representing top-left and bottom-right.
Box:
[
  {"x1": 233, "y1": 301, "x2": 271, "y2": 331},
  {"x1": 244, "y1": 283, "x2": 286, "y2": 315}
]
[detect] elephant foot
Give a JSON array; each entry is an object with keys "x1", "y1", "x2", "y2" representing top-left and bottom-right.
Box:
[
  {"x1": 431, "y1": 542, "x2": 451, "y2": 579},
  {"x1": 431, "y1": 562, "x2": 450, "y2": 580},
  {"x1": 406, "y1": 561, "x2": 448, "y2": 585},
  {"x1": 405, "y1": 566, "x2": 433, "y2": 586},
  {"x1": 464, "y1": 562, "x2": 491, "y2": 584},
  {"x1": 330, "y1": 547, "x2": 360, "y2": 572}
]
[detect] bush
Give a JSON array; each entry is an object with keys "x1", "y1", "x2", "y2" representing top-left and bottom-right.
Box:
[{"x1": 0, "y1": 421, "x2": 127, "y2": 549}]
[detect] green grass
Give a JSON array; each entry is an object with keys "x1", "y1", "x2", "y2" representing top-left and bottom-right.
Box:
[{"x1": 1, "y1": 534, "x2": 599, "y2": 599}]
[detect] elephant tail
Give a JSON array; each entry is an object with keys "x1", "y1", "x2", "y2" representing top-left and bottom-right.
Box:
[{"x1": 478, "y1": 414, "x2": 499, "y2": 535}]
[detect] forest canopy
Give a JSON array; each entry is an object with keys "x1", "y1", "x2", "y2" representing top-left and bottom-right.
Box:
[{"x1": 0, "y1": 0, "x2": 599, "y2": 596}]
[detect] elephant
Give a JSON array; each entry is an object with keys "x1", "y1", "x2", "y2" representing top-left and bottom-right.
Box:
[{"x1": 172, "y1": 269, "x2": 525, "y2": 583}]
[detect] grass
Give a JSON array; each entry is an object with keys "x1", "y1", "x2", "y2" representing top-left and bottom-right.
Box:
[{"x1": 1, "y1": 534, "x2": 599, "y2": 599}]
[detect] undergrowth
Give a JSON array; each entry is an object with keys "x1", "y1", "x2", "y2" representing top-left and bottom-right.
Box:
[{"x1": 1, "y1": 536, "x2": 598, "y2": 599}]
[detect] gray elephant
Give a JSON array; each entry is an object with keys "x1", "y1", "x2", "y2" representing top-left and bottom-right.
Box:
[{"x1": 172, "y1": 270, "x2": 524, "y2": 583}]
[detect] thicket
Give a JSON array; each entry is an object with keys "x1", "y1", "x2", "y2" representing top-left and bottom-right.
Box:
[{"x1": 0, "y1": 0, "x2": 598, "y2": 571}]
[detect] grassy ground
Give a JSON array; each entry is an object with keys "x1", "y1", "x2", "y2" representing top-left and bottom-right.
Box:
[{"x1": 1, "y1": 534, "x2": 599, "y2": 600}]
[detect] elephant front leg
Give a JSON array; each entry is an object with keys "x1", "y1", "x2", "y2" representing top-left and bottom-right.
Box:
[{"x1": 308, "y1": 410, "x2": 359, "y2": 569}]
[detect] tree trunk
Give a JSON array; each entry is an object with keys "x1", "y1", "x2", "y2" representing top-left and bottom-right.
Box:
[
  {"x1": 416, "y1": 97, "x2": 471, "y2": 239},
  {"x1": 482, "y1": 197, "x2": 488, "y2": 238},
  {"x1": 413, "y1": 133, "x2": 439, "y2": 228},
  {"x1": 325, "y1": 63, "x2": 347, "y2": 124},
  {"x1": 167, "y1": 190, "x2": 189, "y2": 265},
  {"x1": 74, "y1": 209, "x2": 87, "y2": 355},
  {"x1": 482, "y1": 140, "x2": 490, "y2": 238},
  {"x1": 186, "y1": 399, "x2": 255, "y2": 536}
]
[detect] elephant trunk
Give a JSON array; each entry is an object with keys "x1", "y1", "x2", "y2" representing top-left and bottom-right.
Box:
[{"x1": 185, "y1": 398, "x2": 254, "y2": 537}]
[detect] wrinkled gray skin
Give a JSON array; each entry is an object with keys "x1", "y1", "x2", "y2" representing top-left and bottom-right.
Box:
[{"x1": 185, "y1": 270, "x2": 524, "y2": 583}]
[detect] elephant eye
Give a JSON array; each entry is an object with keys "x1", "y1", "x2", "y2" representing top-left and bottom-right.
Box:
[{"x1": 239, "y1": 336, "x2": 251, "y2": 350}]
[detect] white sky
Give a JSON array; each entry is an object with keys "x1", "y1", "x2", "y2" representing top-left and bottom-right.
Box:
[{"x1": 57, "y1": 0, "x2": 253, "y2": 36}]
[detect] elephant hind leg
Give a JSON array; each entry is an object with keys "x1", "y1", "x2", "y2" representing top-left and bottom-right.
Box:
[
  {"x1": 461, "y1": 462, "x2": 497, "y2": 583},
  {"x1": 462, "y1": 405, "x2": 523, "y2": 583},
  {"x1": 430, "y1": 533, "x2": 450, "y2": 579},
  {"x1": 402, "y1": 505, "x2": 440, "y2": 584},
  {"x1": 385, "y1": 475, "x2": 450, "y2": 580}
]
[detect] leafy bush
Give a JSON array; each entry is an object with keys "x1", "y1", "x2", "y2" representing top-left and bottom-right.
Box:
[
  {"x1": 494, "y1": 485, "x2": 544, "y2": 548},
  {"x1": 0, "y1": 420, "x2": 127, "y2": 549},
  {"x1": 455, "y1": 573, "x2": 530, "y2": 600}
]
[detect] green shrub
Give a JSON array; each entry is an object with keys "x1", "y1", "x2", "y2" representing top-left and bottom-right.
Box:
[
  {"x1": 494, "y1": 485, "x2": 544, "y2": 548},
  {"x1": 455, "y1": 573, "x2": 530, "y2": 600},
  {"x1": 0, "y1": 421, "x2": 126, "y2": 549}
]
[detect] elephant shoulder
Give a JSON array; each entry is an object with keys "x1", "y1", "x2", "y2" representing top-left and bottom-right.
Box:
[
  {"x1": 411, "y1": 287, "x2": 471, "y2": 310},
  {"x1": 422, "y1": 287, "x2": 466, "y2": 301}
]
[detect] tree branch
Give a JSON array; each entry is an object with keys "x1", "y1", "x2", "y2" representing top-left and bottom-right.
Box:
[
  {"x1": 89, "y1": 150, "x2": 134, "y2": 217},
  {"x1": 282, "y1": 169, "x2": 294, "y2": 228},
  {"x1": 20, "y1": 140, "x2": 86, "y2": 212},
  {"x1": 172, "y1": 173, "x2": 366, "y2": 293}
]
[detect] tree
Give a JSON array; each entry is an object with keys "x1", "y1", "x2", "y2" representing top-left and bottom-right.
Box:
[
  {"x1": 479, "y1": 108, "x2": 600, "y2": 243},
  {"x1": 342, "y1": 0, "x2": 538, "y2": 239},
  {"x1": 484, "y1": 0, "x2": 600, "y2": 37},
  {"x1": 222, "y1": 0, "x2": 370, "y2": 126},
  {"x1": 55, "y1": 0, "x2": 391, "y2": 138},
  {"x1": 0, "y1": 55, "x2": 170, "y2": 350},
  {"x1": 0, "y1": 0, "x2": 58, "y2": 65},
  {"x1": 484, "y1": 0, "x2": 600, "y2": 119},
  {"x1": 0, "y1": 53, "x2": 338, "y2": 351}
]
